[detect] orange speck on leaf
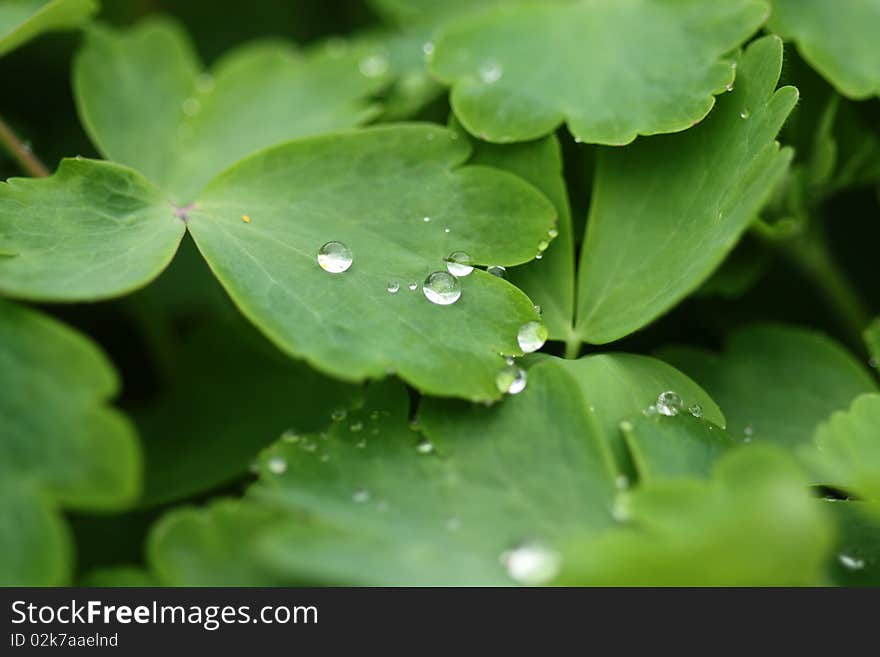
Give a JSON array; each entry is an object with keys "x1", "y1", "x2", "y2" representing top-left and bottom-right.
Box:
[{"x1": 242, "y1": 215, "x2": 251, "y2": 223}]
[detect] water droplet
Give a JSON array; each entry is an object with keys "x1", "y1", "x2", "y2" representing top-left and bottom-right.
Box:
[
  {"x1": 446, "y1": 517, "x2": 461, "y2": 532},
  {"x1": 487, "y1": 265, "x2": 507, "y2": 278},
  {"x1": 547, "y1": 228, "x2": 559, "y2": 239},
  {"x1": 725, "y1": 82, "x2": 734, "y2": 92},
  {"x1": 423, "y1": 271, "x2": 462, "y2": 305},
  {"x1": 182, "y1": 97, "x2": 201, "y2": 116},
  {"x1": 416, "y1": 439, "x2": 434, "y2": 454},
  {"x1": 350, "y1": 421, "x2": 363, "y2": 432},
  {"x1": 740, "y1": 109, "x2": 750, "y2": 119},
  {"x1": 352, "y1": 488, "x2": 370, "y2": 503},
  {"x1": 319, "y1": 453, "x2": 330, "y2": 462},
  {"x1": 517, "y1": 321, "x2": 548, "y2": 353},
  {"x1": 534, "y1": 252, "x2": 543, "y2": 260},
  {"x1": 355, "y1": 439, "x2": 367, "y2": 448},
  {"x1": 444, "y1": 227, "x2": 451, "y2": 233},
  {"x1": 501, "y1": 542, "x2": 560, "y2": 585},
  {"x1": 331, "y1": 408, "x2": 347, "y2": 422},
  {"x1": 422, "y1": 216, "x2": 430, "y2": 223},
  {"x1": 838, "y1": 553, "x2": 865, "y2": 570},
  {"x1": 422, "y1": 41, "x2": 435, "y2": 61},
  {"x1": 689, "y1": 403, "x2": 703, "y2": 418},
  {"x1": 445, "y1": 251, "x2": 474, "y2": 277},
  {"x1": 533, "y1": 304, "x2": 542, "y2": 316},
  {"x1": 317, "y1": 241, "x2": 353, "y2": 273},
  {"x1": 870, "y1": 357, "x2": 878, "y2": 369},
  {"x1": 504, "y1": 355, "x2": 515, "y2": 366},
  {"x1": 386, "y1": 280, "x2": 400, "y2": 294},
  {"x1": 408, "y1": 281, "x2": 418, "y2": 291},
  {"x1": 280, "y1": 429, "x2": 300, "y2": 443},
  {"x1": 611, "y1": 496, "x2": 630, "y2": 522},
  {"x1": 267, "y1": 455, "x2": 287, "y2": 475},
  {"x1": 302, "y1": 439, "x2": 318, "y2": 452},
  {"x1": 369, "y1": 410, "x2": 380, "y2": 421},
  {"x1": 615, "y1": 475, "x2": 630, "y2": 490},
  {"x1": 620, "y1": 420, "x2": 634, "y2": 432},
  {"x1": 743, "y1": 424, "x2": 754, "y2": 442},
  {"x1": 359, "y1": 53, "x2": 388, "y2": 77},
  {"x1": 537, "y1": 239, "x2": 550, "y2": 252},
  {"x1": 496, "y1": 365, "x2": 528, "y2": 395},
  {"x1": 643, "y1": 405, "x2": 658, "y2": 418},
  {"x1": 196, "y1": 73, "x2": 215, "y2": 93},
  {"x1": 655, "y1": 391, "x2": 683, "y2": 417},
  {"x1": 479, "y1": 59, "x2": 503, "y2": 84}
]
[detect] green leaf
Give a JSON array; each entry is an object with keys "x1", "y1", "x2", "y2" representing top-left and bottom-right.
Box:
[
  {"x1": 865, "y1": 317, "x2": 880, "y2": 367},
  {"x1": 558, "y1": 447, "x2": 834, "y2": 586},
  {"x1": 151, "y1": 371, "x2": 618, "y2": 586},
  {"x1": 452, "y1": 119, "x2": 574, "y2": 342},
  {"x1": 623, "y1": 413, "x2": 738, "y2": 484},
  {"x1": 0, "y1": 0, "x2": 96, "y2": 57},
  {"x1": 575, "y1": 36, "x2": 797, "y2": 343},
  {"x1": 825, "y1": 501, "x2": 880, "y2": 586},
  {"x1": 0, "y1": 480, "x2": 71, "y2": 586},
  {"x1": 80, "y1": 566, "x2": 159, "y2": 587},
  {"x1": 0, "y1": 299, "x2": 140, "y2": 584},
  {"x1": 805, "y1": 394, "x2": 880, "y2": 503},
  {"x1": 660, "y1": 323, "x2": 878, "y2": 448},
  {"x1": 431, "y1": 0, "x2": 768, "y2": 144},
  {"x1": 369, "y1": 0, "x2": 504, "y2": 27},
  {"x1": 0, "y1": 158, "x2": 184, "y2": 301},
  {"x1": 135, "y1": 318, "x2": 362, "y2": 508},
  {"x1": 73, "y1": 18, "x2": 386, "y2": 203},
  {"x1": 768, "y1": 0, "x2": 880, "y2": 100},
  {"x1": 426, "y1": 353, "x2": 724, "y2": 476},
  {"x1": 186, "y1": 125, "x2": 554, "y2": 400}
]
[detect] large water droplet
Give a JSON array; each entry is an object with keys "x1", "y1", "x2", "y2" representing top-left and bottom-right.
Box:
[
  {"x1": 445, "y1": 251, "x2": 474, "y2": 277},
  {"x1": 487, "y1": 265, "x2": 507, "y2": 278},
  {"x1": 386, "y1": 280, "x2": 399, "y2": 293},
  {"x1": 838, "y1": 553, "x2": 865, "y2": 570},
  {"x1": 479, "y1": 59, "x2": 503, "y2": 84},
  {"x1": 496, "y1": 365, "x2": 527, "y2": 395},
  {"x1": 655, "y1": 391, "x2": 683, "y2": 416},
  {"x1": 423, "y1": 271, "x2": 462, "y2": 305},
  {"x1": 267, "y1": 455, "x2": 287, "y2": 475},
  {"x1": 517, "y1": 321, "x2": 548, "y2": 353},
  {"x1": 501, "y1": 542, "x2": 561, "y2": 585},
  {"x1": 317, "y1": 241, "x2": 353, "y2": 273},
  {"x1": 352, "y1": 488, "x2": 371, "y2": 503}
]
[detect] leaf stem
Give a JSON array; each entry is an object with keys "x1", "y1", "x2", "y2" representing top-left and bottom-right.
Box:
[
  {"x1": 564, "y1": 333, "x2": 582, "y2": 359},
  {"x1": 0, "y1": 113, "x2": 49, "y2": 177},
  {"x1": 775, "y1": 223, "x2": 871, "y2": 350}
]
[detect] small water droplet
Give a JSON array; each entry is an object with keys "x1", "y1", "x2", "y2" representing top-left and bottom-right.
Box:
[
  {"x1": 445, "y1": 251, "x2": 474, "y2": 277},
  {"x1": 331, "y1": 408, "x2": 347, "y2": 422},
  {"x1": 615, "y1": 475, "x2": 630, "y2": 490},
  {"x1": 838, "y1": 553, "x2": 865, "y2": 570},
  {"x1": 504, "y1": 355, "x2": 515, "y2": 366},
  {"x1": 446, "y1": 517, "x2": 461, "y2": 532},
  {"x1": 620, "y1": 420, "x2": 634, "y2": 432},
  {"x1": 408, "y1": 281, "x2": 418, "y2": 291},
  {"x1": 423, "y1": 271, "x2": 462, "y2": 305},
  {"x1": 501, "y1": 542, "x2": 560, "y2": 585},
  {"x1": 547, "y1": 228, "x2": 559, "y2": 239},
  {"x1": 496, "y1": 365, "x2": 527, "y2": 394},
  {"x1": 386, "y1": 280, "x2": 400, "y2": 293},
  {"x1": 611, "y1": 495, "x2": 630, "y2": 522},
  {"x1": 537, "y1": 239, "x2": 550, "y2": 252},
  {"x1": 352, "y1": 488, "x2": 370, "y2": 503},
  {"x1": 533, "y1": 304, "x2": 542, "y2": 316},
  {"x1": 369, "y1": 410, "x2": 380, "y2": 421},
  {"x1": 725, "y1": 82, "x2": 734, "y2": 92},
  {"x1": 743, "y1": 424, "x2": 754, "y2": 442},
  {"x1": 317, "y1": 241, "x2": 353, "y2": 273},
  {"x1": 643, "y1": 405, "x2": 659, "y2": 418},
  {"x1": 416, "y1": 439, "x2": 434, "y2": 454},
  {"x1": 319, "y1": 453, "x2": 330, "y2": 462},
  {"x1": 359, "y1": 53, "x2": 388, "y2": 77},
  {"x1": 280, "y1": 429, "x2": 300, "y2": 443},
  {"x1": 422, "y1": 41, "x2": 435, "y2": 61},
  {"x1": 740, "y1": 109, "x2": 750, "y2": 119},
  {"x1": 350, "y1": 421, "x2": 363, "y2": 432},
  {"x1": 182, "y1": 97, "x2": 201, "y2": 116},
  {"x1": 301, "y1": 439, "x2": 317, "y2": 452},
  {"x1": 423, "y1": 215, "x2": 430, "y2": 223},
  {"x1": 479, "y1": 59, "x2": 503, "y2": 84},
  {"x1": 689, "y1": 403, "x2": 703, "y2": 418},
  {"x1": 355, "y1": 439, "x2": 367, "y2": 448},
  {"x1": 487, "y1": 265, "x2": 507, "y2": 278},
  {"x1": 655, "y1": 391, "x2": 683, "y2": 416},
  {"x1": 444, "y1": 227, "x2": 451, "y2": 233},
  {"x1": 517, "y1": 321, "x2": 548, "y2": 353},
  {"x1": 267, "y1": 455, "x2": 288, "y2": 475},
  {"x1": 534, "y1": 252, "x2": 543, "y2": 260},
  {"x1": 869, "y1": 357, "x2": 878, "y2": 369},
  {"x1": 196, "y1": 73, "x2": 215, "y2": 93}
]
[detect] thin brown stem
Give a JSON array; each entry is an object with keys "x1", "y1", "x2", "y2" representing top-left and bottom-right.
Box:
[{"x1": 0, "y1": 113, "x2": 49, "y2": 177}]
